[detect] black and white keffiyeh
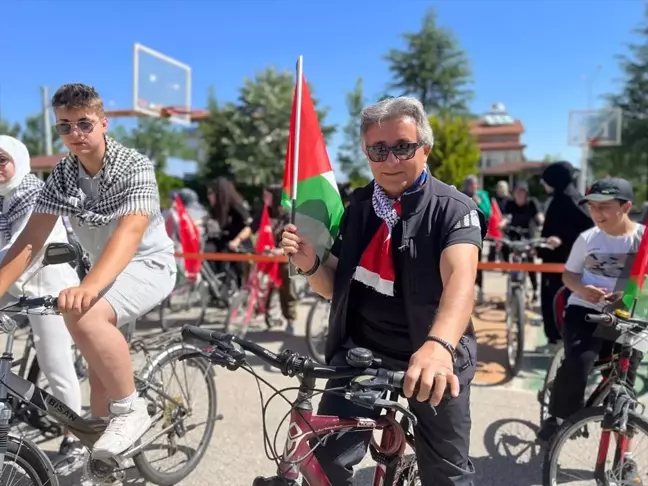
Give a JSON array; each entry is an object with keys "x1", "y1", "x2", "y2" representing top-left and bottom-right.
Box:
[
  {"x1": 34, "y1": 136, "x2": 162, "y2": 228},
  {"x1": 0, "y1": 174, "x2": 44, "y2": 241}
]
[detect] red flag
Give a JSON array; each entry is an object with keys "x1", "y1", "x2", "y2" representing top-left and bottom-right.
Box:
[
  {"x1": 487, "y1": 197, "x2": 503, "y2": 239},
  {"x1": 174, "y1": 195, "x2": 202, "y2": 282},
  {"x1": 622, "y1": 212, "x2": 648, "y2": 310},
  {"x1": 255, "y1": 203, "x2": 282, "y2": 288}
]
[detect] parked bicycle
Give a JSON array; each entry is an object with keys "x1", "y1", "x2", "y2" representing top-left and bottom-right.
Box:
[
  {"x1": 224, "y1": 249, "x2": 285, "y2": 339},
  {"x1": 0, "y1": 243, "x2": 220, "y2": 486},
  {"x1": 181, "y1": 324, "x2": 459, "y2": 486},
  {"x1": 499, "y1": 234, "x2": 553, "y2": 377},
  {"x1": 542, "y1": 306, "x2": 648, "y2": 484}
]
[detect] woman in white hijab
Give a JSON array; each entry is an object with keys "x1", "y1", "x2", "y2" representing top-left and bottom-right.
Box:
[{"x1": 0, "y1": 136, "x2": 83, "y2": 457}]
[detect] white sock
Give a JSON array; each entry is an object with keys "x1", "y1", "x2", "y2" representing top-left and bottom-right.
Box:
[{"x1": 111, "y1": 391, "x2": 138, "y2": 413}]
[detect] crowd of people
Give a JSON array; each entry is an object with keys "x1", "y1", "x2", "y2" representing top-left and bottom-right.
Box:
[{"x1": 0, "y1": 82, "x2": 645, "y2": 485}]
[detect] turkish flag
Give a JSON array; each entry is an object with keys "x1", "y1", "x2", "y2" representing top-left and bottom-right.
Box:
[
  {"x1": 174, "y1": 195, "x2": 202, "y2": 282},
  {"x1": 487, "y1": 197, "x2": 503, "y2": 240}
]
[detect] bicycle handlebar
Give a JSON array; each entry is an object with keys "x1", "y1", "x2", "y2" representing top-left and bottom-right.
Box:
[
  {"x1": 585, "y1": 312, "x2": 648, "y2": 333},
  {"x1": 181, "y1": 325, "x2": 406, "y2": 384},
  {"x1": 0, "y1": 295, "x2": 59, "y2": 313}
]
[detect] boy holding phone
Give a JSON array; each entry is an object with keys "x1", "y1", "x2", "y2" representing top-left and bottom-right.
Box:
[{"x1": 538, "y1": 178, "x2": 645, "y2": 479}]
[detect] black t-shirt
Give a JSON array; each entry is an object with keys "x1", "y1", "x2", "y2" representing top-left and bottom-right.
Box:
[
  {"x1": 504, "y1": 198, "x2": 540, "y2": 232},
  {"x1": 331, "y1": 186, "x2": 483, "y2": 363},
  {"x1": 210, "y1": 202, "x2": 253, "y2": 249}
]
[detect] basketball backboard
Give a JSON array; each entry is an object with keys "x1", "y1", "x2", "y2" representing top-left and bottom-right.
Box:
[
  {"x1": 133, "y1": 43, "x2": 192, "y2": 125},
  {"x1": 568, "y1": 108, "x2": 622, "y2": 147}
]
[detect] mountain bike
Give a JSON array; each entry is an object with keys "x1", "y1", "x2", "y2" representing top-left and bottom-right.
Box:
[
  {"x1": 499, "y1": 235, "x2": 553, "y2": 377},
  {"x1": 543, "y1": 307, "x2": 648, "y2": 485},
  {"x1": 0, "y1": 243, "x2": 220, "y2": 486},
  {"x1": 181, "y1": 324, "x2": 458, "y2": 486}
]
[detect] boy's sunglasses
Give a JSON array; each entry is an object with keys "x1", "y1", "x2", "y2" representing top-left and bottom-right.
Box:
[
  {"x1": 55, "y1": 119, "x2": 99, "y2": 136},
  {"x1": 365, "y1": 142, "x2": 423, "y2": 163}
]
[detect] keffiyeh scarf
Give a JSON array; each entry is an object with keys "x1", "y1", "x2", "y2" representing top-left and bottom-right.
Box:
[
  {"x1": 0, "y1": 174, "x2": 44, "y2": 241},
  {"x1": 352, "y1": 170, "x2": 428, "y2": 296},
  {"x1": 34, "y1": 137, "x2": 162, "y2": 228}
]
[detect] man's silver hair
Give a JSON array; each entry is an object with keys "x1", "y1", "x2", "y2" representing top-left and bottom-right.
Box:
[
  {"x1": 463, "y1": 174, "x2": 479, "y2": 191},
  {"x1": 360, "y1": 97, "x2": 434, "y2": 147}
]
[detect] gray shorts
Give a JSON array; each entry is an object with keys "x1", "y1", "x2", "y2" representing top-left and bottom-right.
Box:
[{"x1": 101, "y1": 258, "x2": 176, "y2": 327}]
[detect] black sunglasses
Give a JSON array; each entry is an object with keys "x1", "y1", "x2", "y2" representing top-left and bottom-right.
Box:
[
  {"x1": 365, "y1": 141, "x2": 424, "y2": 163},
  {"x1": 55, "y1": 119, "x2": 99, "y2": 136}
]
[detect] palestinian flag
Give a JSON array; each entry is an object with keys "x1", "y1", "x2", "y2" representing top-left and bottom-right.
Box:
[
  {"x1": 622, "y1": 214, "x2": 648, "y2": 314},
  {"x1": 281, "y1": 72, "x2": 344, "y2": 262}
]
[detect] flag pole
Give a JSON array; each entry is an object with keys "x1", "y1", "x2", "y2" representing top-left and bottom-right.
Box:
[{"x1": 290, "y1": 55, "x2": 304, "y2": 225}]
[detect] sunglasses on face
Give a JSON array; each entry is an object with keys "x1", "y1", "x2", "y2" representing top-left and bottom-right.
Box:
[
  {"x1": 55, "y1": 119, "x2": 99, "y2": 136},
  {"x1": 365, "y1": 141, "x2": 423, "y2": 163}
]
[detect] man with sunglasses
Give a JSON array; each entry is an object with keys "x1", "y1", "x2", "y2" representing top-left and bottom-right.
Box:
[
  {"x1": 282, "y1": 96, "x2": 484, "y2": 485},
  {"x1": 0, "y1": 83, "x2": 176, "y2": 469}
]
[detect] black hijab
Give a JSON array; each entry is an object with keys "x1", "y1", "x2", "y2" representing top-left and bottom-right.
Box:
[{"x1": 539, "y1": 161, "x2": 593, "y2": 263}]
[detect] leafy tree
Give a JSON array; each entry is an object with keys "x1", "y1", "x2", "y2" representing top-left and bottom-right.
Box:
[
  {"x1": 21, "y1": 113, "x2": 62, "y2": 156},
  {"x1": 0, "y1": 119, "x2": 21, "y2": 138},
  {"x1": 427, "y1": 116, "x2": 480, "y2": 187},
  {"x1": 590, "y1": 7, "x2": 648, "y2": 203},
  {"x1": 110, "y1": 117, "x2": 196, "y2": 173},
  {"x1": 542, "y1": 153, "x2": 562, "y2": 162},
  {"x1": 384, "y1": 8, "x2": 473, "y2": 115},
  {"x1": 200, "y1": 67, "x2": 335, "y2": 187},
  {"x1": 337, "y1": 77, "x2": 370, "y2": 187}
]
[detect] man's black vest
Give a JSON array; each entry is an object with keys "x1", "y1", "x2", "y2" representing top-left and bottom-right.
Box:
[{"x1": 326, "y1": 176, "x2": 485, "y2": 380}]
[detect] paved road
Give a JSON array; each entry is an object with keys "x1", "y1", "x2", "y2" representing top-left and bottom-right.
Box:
[{"x1": 5, "y1": 271, "x2": 647, "y2": 485}]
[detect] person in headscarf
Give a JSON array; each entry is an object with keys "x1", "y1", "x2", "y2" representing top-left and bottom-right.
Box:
[
  {"x1": 539, "y1": 161, "x2": 593, "y2": 345},
  {"x1": 462, "y1": 175, "x2": 491, "y2": 303},
  {"x1": 0, "y1": 136, "x2": 84, "y2": 458}
]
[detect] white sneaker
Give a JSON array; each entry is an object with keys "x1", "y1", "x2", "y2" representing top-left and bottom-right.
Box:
[{"x1": 92, "y1": 397, "x2": 151, "y2": 460}]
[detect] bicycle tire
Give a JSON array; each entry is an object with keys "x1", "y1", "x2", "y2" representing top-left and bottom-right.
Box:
[
  {"x1": 538, "y1": 346, "x2": 564, "y2": 425},
  {"x1": 224, "y1": 288, "x2": 254, "y2": 339},
  {"x1": 305, "y1": 297, "x2": 329, "y2": 364},
  {"x1": 133, "y1": 344, "x2": 218, "y2": 486},
  {"x1": 542, "y1": 406, "x2": 648, "y2": 485},
  {"x1": 505, "y1": 286, "x2": 525, "y2": 377},
  {"x1": 0, "y1": 435, "x2": 60, "y2": 485}
]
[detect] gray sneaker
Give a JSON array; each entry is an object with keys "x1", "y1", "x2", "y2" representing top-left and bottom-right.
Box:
[{"x1": 92, "y1": 397, "x2": 151, "y2": 460}]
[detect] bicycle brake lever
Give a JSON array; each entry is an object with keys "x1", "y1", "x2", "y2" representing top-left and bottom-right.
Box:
[
  {"x1": 374, "y1": 399, "x2": 420, "y2": 426},
  {"x1": 348, "y1": 376, "x2": 395, "y2": 393}
]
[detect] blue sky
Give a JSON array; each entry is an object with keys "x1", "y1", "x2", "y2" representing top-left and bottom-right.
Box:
[{"x1": 1, "y1": 0, "x2": 644, "y2": 178}]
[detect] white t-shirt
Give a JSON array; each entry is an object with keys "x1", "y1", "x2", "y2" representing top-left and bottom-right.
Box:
[{"x1": 565, "y1": 223, "x2": 646, "y2": 311}]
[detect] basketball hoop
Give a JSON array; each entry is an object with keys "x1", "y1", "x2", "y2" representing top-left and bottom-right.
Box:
[{"x1": 159, "y1": 106, "x2": 209, "y2": 122}]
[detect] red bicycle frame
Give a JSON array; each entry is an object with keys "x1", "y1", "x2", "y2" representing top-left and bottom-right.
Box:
[
  {"x1": 231, "y1": 262, "x2": 279, "y2": 324},
  {"x1": 255, "y1": 376, "x2": 413, "y2": 486}
]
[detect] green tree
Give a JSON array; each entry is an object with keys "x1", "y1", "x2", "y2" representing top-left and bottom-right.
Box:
[
  {"x1": 200, "y1": 67, "x2": 335, "y2": 187},
  {"x1": 0, "y1": 119, "x2": 21, "y2": 138},
  {"x1": 542, "y1": 153, "x2": 562, "y2": 162},
  {"x1": 384, "y1": 8, "x2": 473, "y2": 115},
  {"x1": 337, "y1": 77, "x2": 370, "y2": 187},
  {"x1": 590, "y1": 7, "x2": 648, "y2": 203},
  {"x1": 427, "y1": 116, "x2": 480, "y2": 187},
  {"x1": 110, "y1": 117, "x2": 196, "y2": 173},
  {"x1": 20, "y1": 113, "x2": 62, "y2": 156}
]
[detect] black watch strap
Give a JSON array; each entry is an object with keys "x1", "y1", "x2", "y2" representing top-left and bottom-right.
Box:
[
  {"x1": 425, "y1": 336, "x2": 457, "y2": 363},
  {"x1": 296, "y1": 255, "x2": 320, "y2": 277}
]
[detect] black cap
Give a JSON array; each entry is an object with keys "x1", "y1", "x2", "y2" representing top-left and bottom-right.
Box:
[{"x1": 580, "y1": 177, "x2": 633, "y2": 204}]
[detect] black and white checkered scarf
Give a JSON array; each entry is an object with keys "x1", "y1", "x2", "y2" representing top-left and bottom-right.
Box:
[
  {"x1": 0, "y1": 174, "x2": 44, "y2": 241},
  {"x1": 34, "y1": 137, "x2": 162, "y2": 228}
]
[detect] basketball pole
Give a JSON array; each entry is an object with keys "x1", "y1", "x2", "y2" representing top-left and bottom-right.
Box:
[
  {"x1": 578, "y1": 142, "x2": 590, "y2": 195},
  {"x1": 41, "y1": 86, "x2": 53, "y2": 156}
]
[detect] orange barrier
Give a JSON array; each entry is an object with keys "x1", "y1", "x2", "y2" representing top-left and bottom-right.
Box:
[{"x1": 175, "y1": 252, "x2": 566, "y2": 273}]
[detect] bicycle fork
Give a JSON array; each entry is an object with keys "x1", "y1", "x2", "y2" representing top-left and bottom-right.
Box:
[{"x1": 0, "y1": 355, "x2": 15, "y2": 475}]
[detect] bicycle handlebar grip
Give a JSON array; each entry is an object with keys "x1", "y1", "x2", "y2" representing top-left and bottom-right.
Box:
[
  {"x1": 181, "y1": 325, "x2": 223, "y2": 344},
  {"x1": 584, "y1": 313, "x2": 614, "y2": 325}
]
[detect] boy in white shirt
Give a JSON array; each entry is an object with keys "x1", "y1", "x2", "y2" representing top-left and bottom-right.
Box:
[{"x1": 538, "y1": 178, "x2": 644, "y2": 480}]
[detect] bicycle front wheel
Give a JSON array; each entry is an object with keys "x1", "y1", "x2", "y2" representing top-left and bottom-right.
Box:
[
  {"x1": 538, "y1": 345, "x2": 564, "y2": 425},
  {"x1": 394, "y1": 455, "x2": 421, "y2": 485},
  {"x1": 543, "y1": 406, "x2": 648, "y2": 485},
  {"x1": 505, "y1": 285, "x2": 525, "y2": 377},
  {"x1": 133, "y1": 343, "x2": 219, "y2": 486},
  {"x1": 0, "y1": 435, "x2": 59, "y2": 485}
]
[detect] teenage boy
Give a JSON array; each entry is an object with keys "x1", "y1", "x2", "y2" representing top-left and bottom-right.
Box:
[
  {"x1": 538, "y1": 178, "x2": 644, "y2": 480},
  {"x1": 0, "y1": 83, "x2": 176, "y2": 461}
]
